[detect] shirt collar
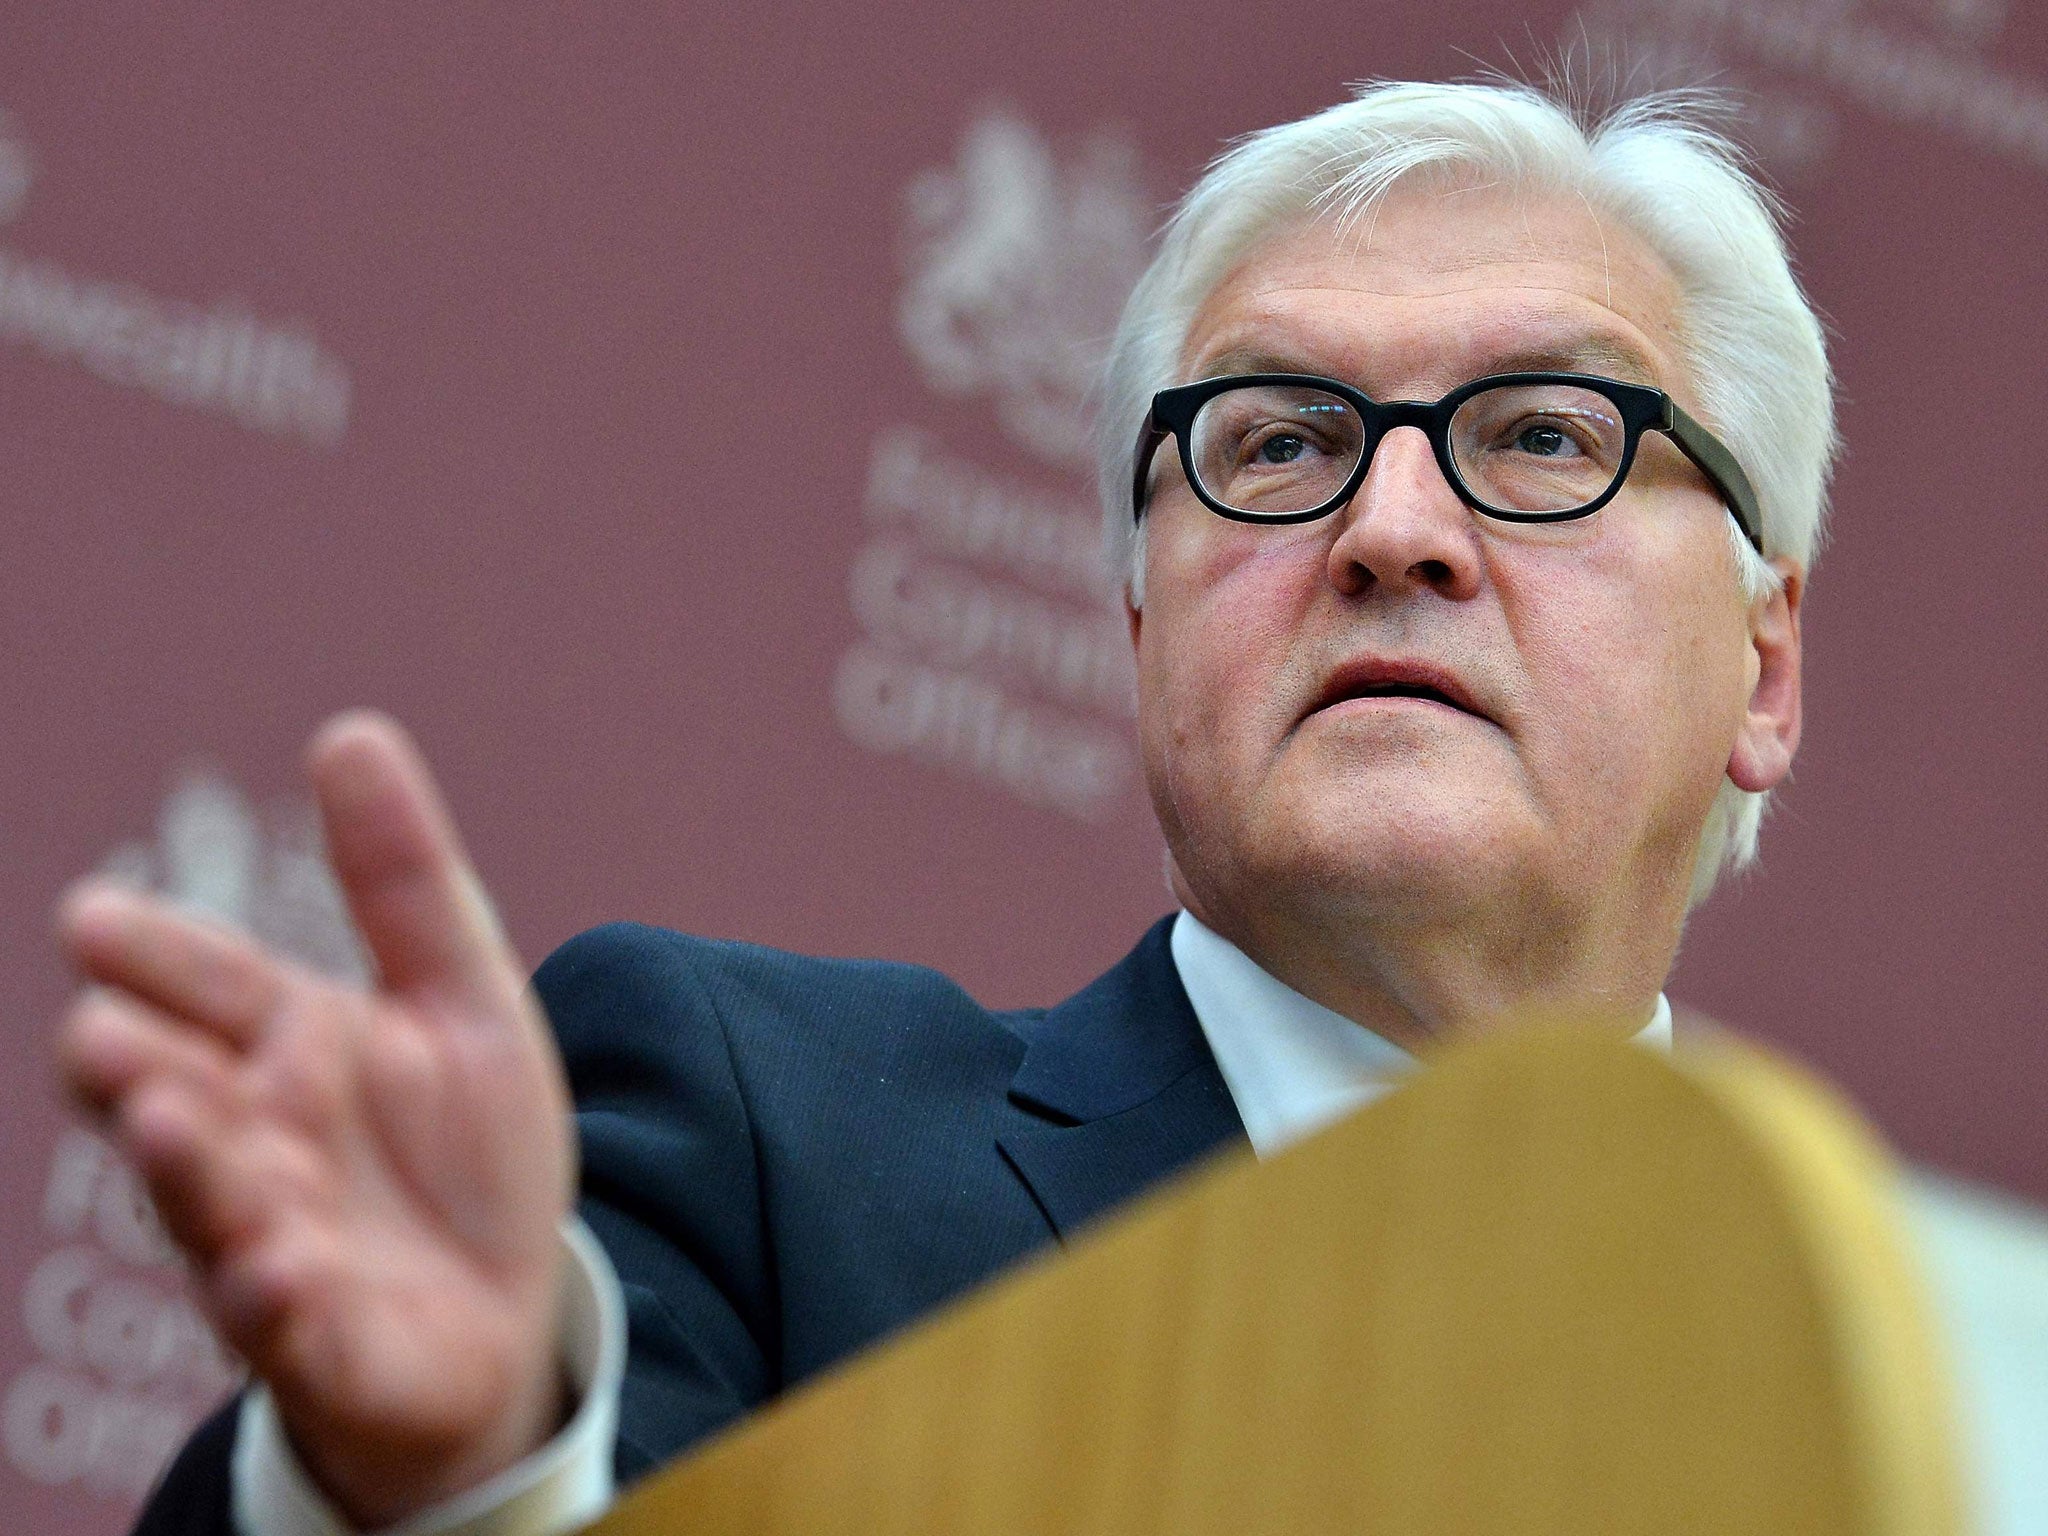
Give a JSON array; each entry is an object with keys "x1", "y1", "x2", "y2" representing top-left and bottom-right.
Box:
[{"x1": 1170, "y1": 910, "x2": 1673, "y2": 1159}]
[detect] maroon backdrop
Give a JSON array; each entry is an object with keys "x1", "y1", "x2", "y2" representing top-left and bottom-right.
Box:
[{"x1": 5, "y1": 2, "x2": 2044, "y2": 1528}]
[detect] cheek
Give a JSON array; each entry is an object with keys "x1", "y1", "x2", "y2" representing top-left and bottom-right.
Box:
[
  {"x1": 1636, "y1": 542, "x2": 1755, "y2": 743},
  {"x1": 1138, "y1": 522, "x2": 1323, "y2": 770},
  {"x1": 1502, "y1": 539, "x2": 1750, "y2": 800}
]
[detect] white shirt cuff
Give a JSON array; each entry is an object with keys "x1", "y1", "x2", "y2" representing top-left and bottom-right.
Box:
[{"x1": 231, "y1": 1217, "x2": 627, "y2": 1536}]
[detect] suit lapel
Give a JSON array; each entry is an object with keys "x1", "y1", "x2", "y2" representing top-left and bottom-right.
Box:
[{"x1": 998, "y1": 916, "x2": 1247, "y2": 1239}]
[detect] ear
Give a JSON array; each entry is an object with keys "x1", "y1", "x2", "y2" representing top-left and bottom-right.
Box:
[{"x1": 1727, "y1": 558, "x2": 1804, "y2": 793}]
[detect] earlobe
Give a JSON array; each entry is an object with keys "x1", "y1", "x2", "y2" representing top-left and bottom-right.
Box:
[{"x1": 1727, "y1": 559, "x2": 1804, "y2": 794}]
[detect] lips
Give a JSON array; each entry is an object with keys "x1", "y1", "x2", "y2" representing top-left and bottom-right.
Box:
[{"x1": 1303, "y1": 657, "x2": 1493, "y2": 726}]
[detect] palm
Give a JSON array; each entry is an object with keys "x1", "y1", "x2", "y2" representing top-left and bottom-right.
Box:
[
  {"x1": 59, "y1": 714, "x2": 574, "y2": 1525},
  {"x1": 237, "y1": 975, "x2": 567, "y2": 1434}
]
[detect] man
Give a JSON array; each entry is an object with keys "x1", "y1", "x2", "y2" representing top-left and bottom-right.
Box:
[{"x1": 59, "y1": 78, "x2": 1825, "y2": 1536}]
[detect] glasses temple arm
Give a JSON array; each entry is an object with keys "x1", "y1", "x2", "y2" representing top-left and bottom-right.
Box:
[
  {"x1": 1661, "y1": 400, "x2": 1766, "y2": 555},
  {"x1": 1131, "y1": 417, "x2": 1171, "y2": 524}
]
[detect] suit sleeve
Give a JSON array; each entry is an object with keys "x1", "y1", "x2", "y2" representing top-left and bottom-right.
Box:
[
  {"x1": 533, "y1": 923, "x2": 781, "y2": 1483},
  {"x1": 130, "y1": 1399, "x2": 240, "y2": 1536}
]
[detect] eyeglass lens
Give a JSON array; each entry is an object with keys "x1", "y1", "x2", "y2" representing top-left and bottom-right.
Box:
[{"x1": 1186, "y1": 382, "x2": 1630, "y2": 517}]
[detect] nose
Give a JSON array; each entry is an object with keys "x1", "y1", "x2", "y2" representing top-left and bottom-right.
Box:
[{"x1": 1324, "y1": 424, "x2": 1483, "y2": 601}]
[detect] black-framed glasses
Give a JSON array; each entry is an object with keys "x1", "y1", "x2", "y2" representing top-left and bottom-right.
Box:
[{"x1": 1131, "y1": 372, "x2": 1763, "y2": 553}]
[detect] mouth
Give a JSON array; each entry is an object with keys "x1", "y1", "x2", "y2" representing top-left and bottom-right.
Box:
[{"x1": 1303, "y1": 659, "x2": 1494, "y2": 727}]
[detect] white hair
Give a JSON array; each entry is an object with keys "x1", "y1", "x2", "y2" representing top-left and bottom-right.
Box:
[{"x1": 1096, "y1": 78, "x2": 1838, "y2": 907}]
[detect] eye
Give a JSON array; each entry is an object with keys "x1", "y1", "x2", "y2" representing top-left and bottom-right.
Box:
[
  {"x1": 1188, "y1": 384, "x2": 1362, "y2": 515},
  {"x1": 1510, "y1": 419, "x2": 1587, "y2": 459},
  {"x1": 1225, "y1": 420, "x2": 1337, "y2": 470},
  {"x1": 1253, "y1": 432, "x2": 1309, "y2": 465}
]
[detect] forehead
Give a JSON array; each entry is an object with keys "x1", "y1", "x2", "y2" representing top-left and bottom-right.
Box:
[{"x1": 1181, "y1": 183, "x2": 1692, "y2": 400}]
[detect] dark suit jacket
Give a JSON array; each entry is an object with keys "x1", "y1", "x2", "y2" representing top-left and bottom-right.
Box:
[{"x1": 135, "y1": 915, "x2": 1247, "y2": 1534}]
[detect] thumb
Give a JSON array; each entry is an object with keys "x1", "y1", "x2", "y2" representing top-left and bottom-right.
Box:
[{"x1": 307, "y1": 711, "x2": 516, "y2": 1007}]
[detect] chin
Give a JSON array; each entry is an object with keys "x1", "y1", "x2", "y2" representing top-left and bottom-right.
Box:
[{"x1": 1262, "y1": 755, "x2": 1531, "y2": 877}]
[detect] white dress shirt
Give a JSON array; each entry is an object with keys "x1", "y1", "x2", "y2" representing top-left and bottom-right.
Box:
[
  {"x1": 232, "y1": 1220, "x2": 624, "y2": 1536},
  {"x1": 1171, "y1": 911, "x2": 1673, "y2": 1157},
  {"x1": 233, "y1": 912, "x2": 1672, "y2": 1535}
]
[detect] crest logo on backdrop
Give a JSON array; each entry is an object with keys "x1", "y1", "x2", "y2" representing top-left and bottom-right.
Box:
[
  {"x1": 897, "y1": 110, "x2": 1151, "y2": 469},
  {"x1": 834, "y1": 108, "x2": 1151, "y2": 823},
  {"x1": 4, "y1": 774, "x2": 364, "y2": 1503},
  {"x1": 0, "y1": 108, "x2": 355, "y2": 447}
]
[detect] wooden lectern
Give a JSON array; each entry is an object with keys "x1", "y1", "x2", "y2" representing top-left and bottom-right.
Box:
[{"x1": 584, "y1": 1026, "x2": 1971, "y2": 1534}]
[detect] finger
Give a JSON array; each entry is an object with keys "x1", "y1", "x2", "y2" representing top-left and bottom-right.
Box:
[
  {"x1": 206, "y1": 1214, "x2": 343, "y2": 1382},
  {"x1": 59, "y1": 985, "x2": 242, "y2": 1122},
  {"x1": 306, "y1": 711, "x2": 516, "y2": 1007},
  {"x1": 59, "y1": 882, "x2": 285, "y2": 1049},
  {"x1": 116, "y1": 1078, "x2": 278, "y2": 1263}
]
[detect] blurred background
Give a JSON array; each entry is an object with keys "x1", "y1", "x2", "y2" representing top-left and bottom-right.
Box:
[{"x1": 3, "y1": 2, "x2": 2043, "y2": 1528}]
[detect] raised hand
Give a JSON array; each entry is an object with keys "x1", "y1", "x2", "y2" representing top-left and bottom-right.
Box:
[{"x1": 57, "y1": 712, "x2": 576, "y2": 1530}]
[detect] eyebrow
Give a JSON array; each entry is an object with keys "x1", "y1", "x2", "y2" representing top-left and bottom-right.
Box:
[{"x1": 1193, "y1": 337, "x2": 1667, "y2": 393}]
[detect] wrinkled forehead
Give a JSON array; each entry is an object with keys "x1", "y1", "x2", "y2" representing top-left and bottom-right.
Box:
[{"x1": 1177, "y1": 184, "x2": 1695, "y2": 406}]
